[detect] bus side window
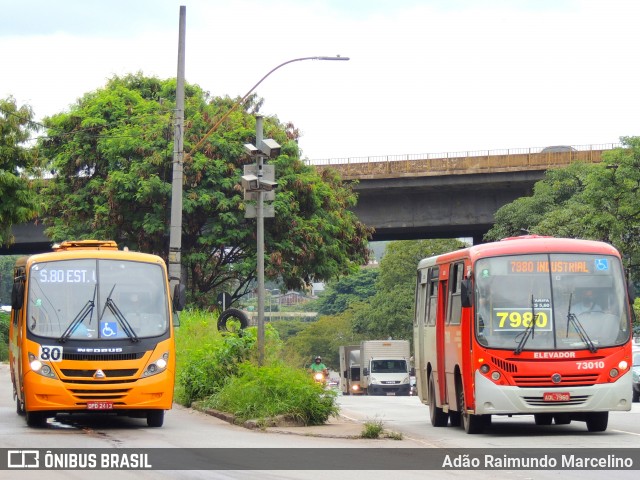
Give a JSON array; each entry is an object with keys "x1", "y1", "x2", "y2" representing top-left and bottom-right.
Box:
[
  {"x1": 448, "y1": 262, "x2": 464, "y2": 325},
  {"x1": 427, "y1": 271, "x2": 438, "y2": 327}
]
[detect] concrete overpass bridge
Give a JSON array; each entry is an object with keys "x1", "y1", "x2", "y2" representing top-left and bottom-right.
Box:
[
  {"x1": 312, "y1": 143, "x2": 618, "y2": 243},
  {"x1": 3, "y1": 143, "x2": 619, "y2": 254}
]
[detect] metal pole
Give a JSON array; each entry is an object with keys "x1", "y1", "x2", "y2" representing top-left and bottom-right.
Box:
[
  {"x1": 255, "y1": 116, "x2": 265, "y2": 366},
  {"x1": 169, "y1": 5, "x2": 186, "y2": 291}
]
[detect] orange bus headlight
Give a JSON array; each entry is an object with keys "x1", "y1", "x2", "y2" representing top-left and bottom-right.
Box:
[
  {"x1": 28, "y1": 353, "x2": 57, "y2": 379},
  {"x1": 142, "y1": 352, "x2": 169, "y2": 378}
]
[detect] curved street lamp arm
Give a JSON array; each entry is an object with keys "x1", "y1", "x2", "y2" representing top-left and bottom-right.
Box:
[{"x1": 184, "y1": 56, "x2": 349, "y2": 162}]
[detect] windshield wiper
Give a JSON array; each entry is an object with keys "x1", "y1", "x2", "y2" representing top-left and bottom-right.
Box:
[
  {"x1": 99, "y1": 285, "x2": 139, "y2": 342},
  {"x1": 566, "y1": 293, "x2": 597, "y2": 353},
  {"x1": 515, "y1": 295, "x2": 538, "y2": 354},
  {"x1": 59, "y1": 285, "x2": 97, "y2": 342}
]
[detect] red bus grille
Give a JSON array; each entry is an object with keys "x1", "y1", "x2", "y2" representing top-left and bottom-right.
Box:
[
  {"x1": 491, "y1": 356, "x2": 518, "y2": 373},
  {"x1": 512, "y1": 374, "x2": 598, "y2": 387},
  {"x1": 523, "y1": 395, "x2": 590, "y2": 407}
]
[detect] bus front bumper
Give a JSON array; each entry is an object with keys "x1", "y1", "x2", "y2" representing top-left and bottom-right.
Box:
[
  {"x1": 23, "y1": 370, "x2": 174, "y2": 413},
  {"x1": 474, "y1": 369, "x2": 632, "y2": 415}
]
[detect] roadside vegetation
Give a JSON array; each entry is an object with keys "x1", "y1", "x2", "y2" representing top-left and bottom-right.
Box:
[{"x1": 174, "y1": 309, "x2": 337, "y2": 426}]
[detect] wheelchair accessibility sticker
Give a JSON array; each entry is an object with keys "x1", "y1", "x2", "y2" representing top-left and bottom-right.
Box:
[{"x1": 101, "y1": 322, "x2": 118, "y2": 337}]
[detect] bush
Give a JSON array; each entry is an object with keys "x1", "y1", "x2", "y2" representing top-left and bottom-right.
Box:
[
  {"x1": 204, "y1": 362, "x2": 338, "y2": 425},
  {"x1": 174, "y1": 309, "x2": 283, "y2": 406},
  {"x1": 176, "y1": 329, "x2": 256, "y2": 406},
  {"x1": 0, "y1": 312, "x2": 9, "y2": 362}
]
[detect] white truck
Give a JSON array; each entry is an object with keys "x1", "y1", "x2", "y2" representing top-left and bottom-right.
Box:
[
  {"x1": 361, "y1": 340, "x2": 411, "y2": 396},
  {"x1": 339, "y1": 345, "x2": 364, "y2": 395}
]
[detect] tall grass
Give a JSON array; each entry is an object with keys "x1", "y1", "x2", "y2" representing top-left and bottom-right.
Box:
[
  {"x1": 204, "y1": 362, "x2": 338, "y2": 425},
  {"x1": 173, "y1": 309, "x2": 338, "y2": 425}
]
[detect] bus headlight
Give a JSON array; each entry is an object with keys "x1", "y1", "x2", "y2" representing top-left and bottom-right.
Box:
[
  {"x1": 610, "y1": 368, "x2": 620, "y2": 379},
  {"x1": 28, "y1": 353, "x2": 57, "y2": 379},
  {"x1": 142, "y1": 352, "x2": 169, "y2": 378}
]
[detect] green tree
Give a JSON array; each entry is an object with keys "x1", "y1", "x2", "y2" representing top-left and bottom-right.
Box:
[
  {"x1": 353, "y1": 239, "x2": 466, "y2": 340},
  {"x1": 0, "y1": 97, "x2": 39, "y2": 246},
  {"x1": 486, "y1": 137, "x2": 640, "y2": 277},
  {"x1": 37, "y1": 74, "x2": 372, "y2": 307},
  {"x1": 308, "y1": 266, "x2": 378, "y2": 316},
  {"x1": 0, "y1": 255, "x2": 20, "y2": 305},
  {"x1": 284, "y1": 310, "x2": 364, "y2": 370}
]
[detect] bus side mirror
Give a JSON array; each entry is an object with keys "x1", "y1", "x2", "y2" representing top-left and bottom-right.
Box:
[
  {"x1": 11, "y1": 282, "x2": 24, "y2": 310},
  {"x1": 461, "y1": 278, "x2": 473, "y2": 308},
  {"x1": 173, "y1": 284, "x2": 186, "y2": 312},
  {"x1": 363, "y1": 368, "x2": 369, "y2": 376}
]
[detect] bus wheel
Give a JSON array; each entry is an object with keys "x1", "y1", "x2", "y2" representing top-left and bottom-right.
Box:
[
  {"x1": 16, "y1": 397, "x2": 25, "y2": 416},
  {"x1": 459, "y1": 389, "x2": 484, "y2": 434},
  {"x1": 534, "y1": 413, "x2": 553, "y2": 425},
  {"x1": 25, "y1": 411, "x2": 46, "y2": 428},
  {"x1": 428, "y1": 376, "x2": 448, "y2": 427},
  {"x1": 147, "y1": 410, "x2": 165, "y2": 428},
  {"x1": 585, "y1": 412, "x2": 608, "y2": 432},
  {"x1": 14, "y1": 387, "x2": 25, "y2": 416}
]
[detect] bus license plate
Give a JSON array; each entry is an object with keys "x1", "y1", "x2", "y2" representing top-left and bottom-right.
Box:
[
  {"x1": 543, "y1": 392, "x2": 570, "y2": 402},
  {"x1": 386, "y1": 392, "x2": 396, "y2": 396},
  {"x1": 87, "y1": 401, "x2": 113, "y2": 410}
]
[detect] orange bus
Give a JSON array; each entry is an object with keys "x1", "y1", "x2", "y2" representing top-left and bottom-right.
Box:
[
  {"x1": 414, "y1": 235, "x2": 635, "y2": 434},
  {"x1": 8, "y1": 240, "x2": 185, "y2": 428}
]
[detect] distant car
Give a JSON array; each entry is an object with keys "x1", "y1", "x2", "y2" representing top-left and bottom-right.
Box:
[{"x1": 632, "y1": 349, "x2": 640, "y2": 402}]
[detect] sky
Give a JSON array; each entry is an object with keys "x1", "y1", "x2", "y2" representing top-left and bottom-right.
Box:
[{"x1": 1, "y1": 0, "x2": 638, "y2": 161}]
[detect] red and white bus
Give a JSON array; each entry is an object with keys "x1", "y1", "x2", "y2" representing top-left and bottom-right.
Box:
[{"x1": 414, "y1": 235, "x2": 635, "y2": 433}]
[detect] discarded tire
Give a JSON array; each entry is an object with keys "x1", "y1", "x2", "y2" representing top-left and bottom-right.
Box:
[{"x1": 217, "y1": 308, "x2": 249, "y2": 333}]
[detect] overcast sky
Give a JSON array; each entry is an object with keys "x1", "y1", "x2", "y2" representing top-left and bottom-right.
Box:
[{"x1": 1, "y1": 0, "x2": 638, "y2": 161}]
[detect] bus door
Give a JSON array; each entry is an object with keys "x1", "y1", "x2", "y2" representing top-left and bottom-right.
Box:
[
  {"x1": 414, "y1": 270, "x2": 427, "y2": 398},
  {"x1": 435, "y1": 268, "x2": 449, "y2": 409},
  {"x1": 445, "y1": 262, "x2": 465, "y2": 408},
  {"x1": 9, "y1": 269, "x2": 26, "y2": 409}
]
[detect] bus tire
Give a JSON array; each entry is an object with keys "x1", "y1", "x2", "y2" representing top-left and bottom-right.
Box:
[
  {"x1": 25, "y1": 411, "x2": 46, "y2": 428},
  {"x1": 428, "y1": 376, "x2": 448, "y2": 427},
  {"x1": 217, "y1": 308, "x2": 248, "y2": 333},
  {"x1": 460, "y1": 389, "x2": 484, "y2": 434},
  {"x1": 147, "y1": 410, "x2": 165, "y2": 428},
  {"x1": 14, "y1": 387, "x2": 25, "y2": 416},
  {"x1": 585, "y1": 412, "x2": 608, "y2": 432}
]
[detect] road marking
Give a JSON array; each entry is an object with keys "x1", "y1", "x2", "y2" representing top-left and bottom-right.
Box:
[{"x1": 611, "y1": 428, "x2": 640, "y2": 436}]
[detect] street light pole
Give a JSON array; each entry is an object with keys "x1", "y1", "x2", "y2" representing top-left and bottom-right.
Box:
[
  {"x1": 255, "y1": 116, "x2": 266, "y2": 366},
  {"x1": 169, "y1": 6, "x2": 186, "y2": 292}
]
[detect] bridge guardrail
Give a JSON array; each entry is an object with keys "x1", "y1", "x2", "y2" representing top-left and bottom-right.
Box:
[{"x1": 309, "y1": 143, "x2": 621, "y2": 180}]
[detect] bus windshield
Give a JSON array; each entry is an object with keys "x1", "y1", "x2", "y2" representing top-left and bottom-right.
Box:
[
  {"x1": 27, "y1": 259, "x2": 169, "y2": 340},
  {"x1": 474, "y1": 253, "x2": 630, "y2": 351}
]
